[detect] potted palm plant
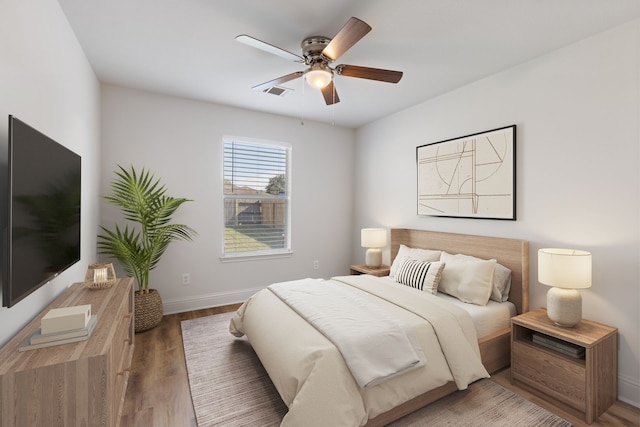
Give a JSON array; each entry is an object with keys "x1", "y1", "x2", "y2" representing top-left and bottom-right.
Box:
[{"x1": 98, "y1": 165, "x2": 197, "y2": 332}]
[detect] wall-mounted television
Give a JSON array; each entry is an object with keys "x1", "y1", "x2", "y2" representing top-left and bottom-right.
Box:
[{"x1": 1, "y1": 115, "x2": 81, "y2": 307}]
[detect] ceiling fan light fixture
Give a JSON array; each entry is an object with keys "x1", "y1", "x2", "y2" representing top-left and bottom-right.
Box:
[
  {"x1": 238, "y1": 17, "x2": 403, "y2": 106},
  {"x1": 304, "y1": 65, "x2": 333, "y2": 89}
]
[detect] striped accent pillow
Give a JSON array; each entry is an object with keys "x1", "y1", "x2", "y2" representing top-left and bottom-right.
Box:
[{"x1": 395, "y1": 257, "x2": 445, "y2": 295}]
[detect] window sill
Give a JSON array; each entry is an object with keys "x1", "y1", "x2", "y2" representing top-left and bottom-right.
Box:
[{"x1": 220, "y1": 250, "x2": 293, "y2": 263}]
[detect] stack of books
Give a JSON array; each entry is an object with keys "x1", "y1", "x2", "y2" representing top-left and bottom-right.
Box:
[
  {"x1": 532, "y1": 332, "x2": 585, "y2": 359},
  {"x1": 19, "y1": 305, "x2": 97, "y2": 352}
]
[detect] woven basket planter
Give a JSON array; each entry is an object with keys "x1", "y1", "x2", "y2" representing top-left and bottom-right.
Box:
[{"x1": 134, "y1": 289, "x2": 163, "y2": 333}]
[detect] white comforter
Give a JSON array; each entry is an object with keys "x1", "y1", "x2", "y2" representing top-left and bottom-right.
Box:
[
  {"x1": 230, "y1": 274, "x2": 489, "y2": 427},
  {"x1": 268, "y1": 279, "x2": 425, "y2": 388}
]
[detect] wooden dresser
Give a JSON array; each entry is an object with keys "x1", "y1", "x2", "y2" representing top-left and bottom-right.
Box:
[{"x1": 0, "y1": 278, "x2": 134, "y2": 427}]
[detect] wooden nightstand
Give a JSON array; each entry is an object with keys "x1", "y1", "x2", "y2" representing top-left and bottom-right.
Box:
[
  {"x1": 349, "y1": 264, "x2": 390, "y2": 277},
  {"x1": 511, "y1": 308, "x2": 617, "y2": 424}
]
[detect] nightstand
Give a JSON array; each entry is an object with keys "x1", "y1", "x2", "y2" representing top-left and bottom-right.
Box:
[
  {"x1": 511, "y1": 308, "x2": 617, "y2": 424},
  {"x1": 349, "y1": 264, "x2": 390, "y2": 277}
]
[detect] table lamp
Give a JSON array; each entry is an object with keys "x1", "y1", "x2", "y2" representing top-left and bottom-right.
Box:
[
  {"x1": 538, "y1": 248, "x2": 592, "y2": 327},
  {"x1": 361, "y1": 228, "x2": 387, "y2": 268}
]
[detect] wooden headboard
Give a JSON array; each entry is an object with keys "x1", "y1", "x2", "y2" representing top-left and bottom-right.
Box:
[{"x1": 390, "y1": 228, "x2": 529, "y2": 314}]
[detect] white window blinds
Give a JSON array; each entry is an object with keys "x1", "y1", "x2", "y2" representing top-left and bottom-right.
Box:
[{"x1": 223, "y1": 138, "x2": 291, "y2": 257}]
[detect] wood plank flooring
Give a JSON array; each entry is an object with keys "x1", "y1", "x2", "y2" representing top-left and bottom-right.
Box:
[
  {"x1": 120, "y1": 307, "x2": 640, "y2": 427},
  {"x1": 120, "y1": 305, "x2": 241, "y2": 427}
]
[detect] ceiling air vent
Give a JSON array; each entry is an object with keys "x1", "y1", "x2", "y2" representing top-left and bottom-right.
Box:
[{"x1": 262, "y1": 86, "x2": 291, "y2": 97}]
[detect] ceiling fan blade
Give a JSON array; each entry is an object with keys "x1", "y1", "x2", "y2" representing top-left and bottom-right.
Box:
[
  {"x1": 335, "y1": 65, "x2": 403, "y2": 83},
  {"x1": 236, "y1": 34, "x2": 304, "y2": 63},
  {"x1": 322, "y1": 17, "x2": 372, "y2": 61},
  {"x1": 321, "y1": 81, "x2": 340, "y2": 105},
  {"x1": 252, "y1": 72, "x2": 304, "y2": 92}
]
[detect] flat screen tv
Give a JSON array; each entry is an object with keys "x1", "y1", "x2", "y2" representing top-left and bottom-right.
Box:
[{"x1": 1, "y1": 115, "x2": 81, "y2": 307}]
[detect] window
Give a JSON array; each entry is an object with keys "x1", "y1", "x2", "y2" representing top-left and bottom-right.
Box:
[{"x1": 222, "y1": 137, "x2": 291, "y2": 258}]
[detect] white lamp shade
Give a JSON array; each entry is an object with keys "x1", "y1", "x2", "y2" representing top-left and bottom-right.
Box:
[
  {"x1": 538, "y1": 248, "x2": 592, "y2": 289},
  {"x1": 305, "y1": 68, "x2": 332, "y2": 88},
  {"x1": 361, "y1": 228, "x2": 387, "y2": 248}
]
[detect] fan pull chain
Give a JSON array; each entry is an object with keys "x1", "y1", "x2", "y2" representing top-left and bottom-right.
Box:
[
  {"x1": 331, "y1": 82, "x2": 336, "y2": 126},
  {"x1": 300, "y1": 80, "x2": 305, "y2": 126}
]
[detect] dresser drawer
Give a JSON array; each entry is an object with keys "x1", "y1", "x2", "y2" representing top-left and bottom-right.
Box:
[
  {"x1": 113, "y1": 312, "x2": 133, "y2": 370},
  {"x1": 512, "y1": 341, "x2": 586, "y2": 411},
  {"x1": 110, "y1": 300, "x2": 134, "y2": 424}
]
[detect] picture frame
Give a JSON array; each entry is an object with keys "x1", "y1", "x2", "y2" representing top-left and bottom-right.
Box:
[{"x1": 416, "y1": 125, "x2": 516, "y2": 220}]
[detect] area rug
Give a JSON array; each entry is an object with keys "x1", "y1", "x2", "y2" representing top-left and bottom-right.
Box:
[{"x1": 181, "y1": 312, "x2": 572, "y2": 427}]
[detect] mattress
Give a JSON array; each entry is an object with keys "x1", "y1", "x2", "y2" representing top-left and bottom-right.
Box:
[
  {"x1": 437, "y1": 293, "x2": 516, "y2": 337},
  {"x1": 381, "y1": 276, "x2": 516, "y2": 338}
]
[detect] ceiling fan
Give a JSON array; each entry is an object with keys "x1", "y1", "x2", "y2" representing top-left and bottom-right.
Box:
[{"x1": 236, "y1": 17, "x2": 403, "y2": 105}]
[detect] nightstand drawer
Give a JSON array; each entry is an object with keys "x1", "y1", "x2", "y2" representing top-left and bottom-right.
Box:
[{"x1": 512, "y1": 341, "x2": 586, "y2": 411}]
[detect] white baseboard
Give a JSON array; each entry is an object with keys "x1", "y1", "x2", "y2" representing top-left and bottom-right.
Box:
[
  {"x1": 162, "y1": 288, "x2": 261, "y2": 315},
  {"x1": 618, "y1": 373, "x2": 640, "y2": 408}
]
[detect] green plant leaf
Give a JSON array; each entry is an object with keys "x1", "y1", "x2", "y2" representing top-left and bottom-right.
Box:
[{"x1": 97, "y1": 165, "x2": 197, "y2": 291}]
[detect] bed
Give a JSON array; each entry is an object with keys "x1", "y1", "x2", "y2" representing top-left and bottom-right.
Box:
[{"x1": 230, "y1": 228, "x2": 529, "y2": 427}]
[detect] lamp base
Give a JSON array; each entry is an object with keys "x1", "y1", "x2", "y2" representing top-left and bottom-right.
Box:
[
  {"x1": 546, "y1": 287, "x2": 582, "y2": 327},
  {"x1": 365, "y1": 248, "x2": 382, "y2": 268}
]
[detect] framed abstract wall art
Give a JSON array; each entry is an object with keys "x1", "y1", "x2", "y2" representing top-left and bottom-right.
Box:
[{"x1": 416, "y1": 125, "x2": 516, "y2": 220}]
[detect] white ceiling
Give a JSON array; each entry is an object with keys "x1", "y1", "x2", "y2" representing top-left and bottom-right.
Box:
[{"x1": 57, "y1": 0, "x2": 640, "y2": 128}]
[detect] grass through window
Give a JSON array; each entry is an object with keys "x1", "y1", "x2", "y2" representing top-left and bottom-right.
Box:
[{"x1": 224, "y1": 226, "x2": 285, "y2": 253}]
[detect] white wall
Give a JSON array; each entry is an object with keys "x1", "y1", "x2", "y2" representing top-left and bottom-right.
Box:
[
  {"x1": 354, "y1": 19, "x2": 640, "y2": 406},
  {"x1": 100, "y1": 85, "x2": 355, "y2": 312},
  {"x1": 0, "y1": 0, "x2": 101, "y2": 345}
]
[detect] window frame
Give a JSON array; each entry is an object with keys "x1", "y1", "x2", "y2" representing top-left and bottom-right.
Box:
[{"x1": 221, "y1": 135, "x2": 292, "y2": 261}]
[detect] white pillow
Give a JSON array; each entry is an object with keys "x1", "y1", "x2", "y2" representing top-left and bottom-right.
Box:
[
  {"x1": 395, "y1": 257, "x2": 445, "y2": 295},
  {"x1": 444, "y1": 252, "x2": 512, "y2": 302},
  {"x1": 494, "y1": 265, "x2": 512, "y2": 302},
  {"x1": 438, "y1": 252, "x2": 496, "y2": 306},
  {"x1": 390, "y1": 244, "x2": 442, "y2": 277}
]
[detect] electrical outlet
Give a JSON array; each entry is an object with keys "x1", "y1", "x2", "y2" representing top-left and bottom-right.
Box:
[
  {"x1": 182, "y1": 273, "x2": 190, "y2": 285},
  {"x1": 313, "y1": 260, "x2": 319, "y2": 270}
]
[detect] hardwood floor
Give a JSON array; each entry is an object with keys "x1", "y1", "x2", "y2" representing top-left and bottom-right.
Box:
[
  {"x1": 120, "y1": 306, "x2": 640, "y2": 427},
  {"x1": 120, "y1": 305, "x2": 241, "y2": 427}
]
